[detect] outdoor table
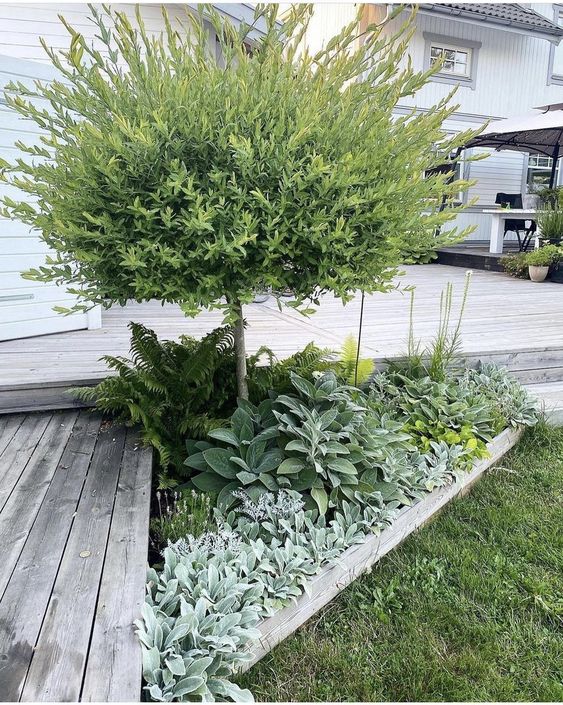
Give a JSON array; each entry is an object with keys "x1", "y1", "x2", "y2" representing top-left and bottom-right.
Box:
[{"x1": 482, "y1": 208, "x2": 538, "y2": 254}]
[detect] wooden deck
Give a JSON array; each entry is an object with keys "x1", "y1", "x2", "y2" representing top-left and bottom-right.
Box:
[
  {"x1": 1, "y1": 265, "x2": 563, "y2": 415},
  {"x1": 0, "y1": 411, "x2": 152, "y2": 702}
]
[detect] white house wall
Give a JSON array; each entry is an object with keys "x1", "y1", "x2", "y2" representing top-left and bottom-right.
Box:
[
  {"x1": 388, "y1": 8, "x2": 563, "y2": 120},
  {"x1": 0, "y1": 3, "x2": 259, "y2": 341}
]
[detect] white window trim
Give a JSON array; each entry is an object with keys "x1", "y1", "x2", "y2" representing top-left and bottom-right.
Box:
[
  {"x1": 547, "y1": 4, "x2": 563, "y2": 85},
  {"x1": 423, "y1": 32, "x2": 481, "y2": 90},
  {"x1": 429, "y1": 42, "x2": 472, "y2": 78},
  {"x1": 524, "y1": 153, "x2": 562, "y2": 192}
]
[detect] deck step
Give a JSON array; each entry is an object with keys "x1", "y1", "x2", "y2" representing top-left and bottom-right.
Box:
[{"x1": 436, "y1": 248, "x2": 506, "y2": 272}]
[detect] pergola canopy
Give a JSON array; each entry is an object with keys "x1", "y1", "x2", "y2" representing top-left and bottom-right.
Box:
[{"x1": 465, "y1": 103, "x2": 563, "y2": 187}]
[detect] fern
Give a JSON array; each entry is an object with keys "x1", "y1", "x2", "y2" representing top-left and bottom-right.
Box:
[
  {"x1": 73, "y1": 324, "x2": 335, "y2": 484},
  {"x1": 73, "y1": 323, "x2": 240, "y2": 474},
  {"x1": 248, "y1": 342, "x2": 335, "y2": 399},
  {"x1": 338, "y1": 335, "x2": 374, "y2": 386}
]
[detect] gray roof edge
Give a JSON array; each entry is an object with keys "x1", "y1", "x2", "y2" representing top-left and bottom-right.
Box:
[{"x1": 417, "y1": 3, "x2": 563, "y2": 38}]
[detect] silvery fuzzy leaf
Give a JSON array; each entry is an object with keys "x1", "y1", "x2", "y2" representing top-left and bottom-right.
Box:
[
  {"x1": 162, "y1": 667, "x2": 174, "y2": 687},
  {"x1": 165, "y1": 654, "x2": 186, "y2": 676},
  {"x1": 208, "y1": 678, "x2": 254, "y2": 702},
  {"x1": 147, "y1": 683, "x2": 165, "y2": 701},
  {"x1": 142, "y1": 645, "x2": 161, "y2": 681},
  {"x1": 185, "y1": 655, "x2": 213, "y2": 677},
  {"x1": 172, "y1": 676, "x2": 206, "y2": 697}
]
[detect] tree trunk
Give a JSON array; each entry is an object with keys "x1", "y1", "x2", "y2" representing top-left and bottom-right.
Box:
[{"x1": 232, "y1": 300, "x2": 249, "y2": 400}]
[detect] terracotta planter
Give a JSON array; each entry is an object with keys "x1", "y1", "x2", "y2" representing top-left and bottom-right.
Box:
[{"x1": 528, "y1": 265, "x2": 549, "y2": 282}]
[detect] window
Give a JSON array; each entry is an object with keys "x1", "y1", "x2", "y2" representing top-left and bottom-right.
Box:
[
  {"x1": 526, "y1": 155, "x2": 560, "y2": 190},
  {"x1": 430, "y1": 43, "x2": 471, "y2": 78},
  {"x1": 423, "y1": 33, "x2": 481, "y2": 90},
  {"x1": 549, "y1": 6, "x2": 563, "y2": 83},
  {"x1": 426, "y1": 142, "x2": 465, "y2": 205}
]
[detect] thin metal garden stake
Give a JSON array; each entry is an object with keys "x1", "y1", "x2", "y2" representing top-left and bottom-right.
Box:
[{"x1": 354, "y1": 290, "x2": 365, "y2": 387}]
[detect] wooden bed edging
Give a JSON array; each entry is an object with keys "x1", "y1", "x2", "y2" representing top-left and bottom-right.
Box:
[{"x1": 240, "y1": 425, "x2": 523, "y2": 672}]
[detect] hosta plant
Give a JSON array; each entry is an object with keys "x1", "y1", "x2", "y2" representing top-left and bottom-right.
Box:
[
  {"x1": 369, "y1": 371, "x2": 493, "y2": 466},
  {"x1": 186, "y1": 372, "x2": 412, "y2": 514}
]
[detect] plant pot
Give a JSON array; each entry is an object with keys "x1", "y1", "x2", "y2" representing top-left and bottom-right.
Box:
[{"x1": 528, "y1": 265, "x2": 549, "y2": 282}]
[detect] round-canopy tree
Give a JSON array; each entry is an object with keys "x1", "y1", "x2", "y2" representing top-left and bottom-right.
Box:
[{"x1": 0, "y1": 4, "x2": 477, "y2": 398}]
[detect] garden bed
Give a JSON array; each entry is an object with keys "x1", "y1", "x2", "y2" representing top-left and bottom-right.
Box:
[{"x1": 240, "y1": 424, "x2": 523, "y2": 672}]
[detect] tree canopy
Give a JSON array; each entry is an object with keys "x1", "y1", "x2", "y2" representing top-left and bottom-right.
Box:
[{"x1": 0, "y1": 3, "x2": 477, "y2": 395}]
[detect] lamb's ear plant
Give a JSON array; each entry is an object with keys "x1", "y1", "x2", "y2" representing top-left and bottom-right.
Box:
[{"x1": 0, "y1": 3, "x2": 479, "y2": 400}]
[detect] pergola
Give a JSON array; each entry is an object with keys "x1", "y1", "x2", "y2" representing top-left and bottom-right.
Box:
[{"x1": 466, "y1": 103, "x2": 563, "y2": 188}]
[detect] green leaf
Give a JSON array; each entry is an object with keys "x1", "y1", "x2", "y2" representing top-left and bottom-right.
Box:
[
  {"x1": 191, "y1": 472, "x2": 230, "y2": 493},
  {"x1": 184, "y1": 451, "x2": 208, "y2": 472},
  {"x1": 327, "y1": 457, "x2": 358, "y2": 475},
  {"x1": 277, "y1": 457, "x2": 305, "y2": 475},
  {"x1": 217, "y1": 480, "x2": 239, "y2": 509},
  {"x1": 207, "y1": 428, "x2": 239, "y2": 446},
  {"x1": 202, "y1": 448, "x2": 238, "y2": 478},
  {"x1": 236, "y1": 470, "x2": 258, "y2": 485},
  {"x1": 311, "y1": 486, "x2": 329, "y2": 515},
  {"x1": 290, "y1": 374, "x2": 317, "y2": 399},
  {"x1": 259, "y1": 472, "x2": 279, "y2": 491},
  {"x1": 257, "y1": 448, "x2": 284, "y2": 473}
]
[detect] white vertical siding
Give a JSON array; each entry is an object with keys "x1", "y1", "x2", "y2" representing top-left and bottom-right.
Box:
[
  {"x1": 0, "y1": 5, "x2": 183, "y2": 63},
  {"x1": 0, "y1": 55, "x2": 92, "y2": 340},
  {"x1": 384, "y1": 7, "x2": 563, "y2": 119},
  {"x1": 466, "y1": 149, "x2": 526, "y2": 207},
  {"x1": 301, "y1": 3, "x2": 359, "y2": 55}
]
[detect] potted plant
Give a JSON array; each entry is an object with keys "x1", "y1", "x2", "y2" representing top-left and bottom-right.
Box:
[
  {"x1": 536, "y1": 206, "x2": 563, "y2": 246},
  {"x1": 524, "y1": 244, "x2": 562, "y2": 282},
  {"x1": 533, "y1": 186, "x2": 563, "y2": 209}
]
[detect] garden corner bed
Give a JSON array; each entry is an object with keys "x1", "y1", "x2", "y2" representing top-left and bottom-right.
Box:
[{"x1": 240, "y1": 424, "x2": 523, "y2": 671}]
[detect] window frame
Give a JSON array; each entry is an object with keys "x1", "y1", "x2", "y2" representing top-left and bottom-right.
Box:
[
  {"x1": 547, "y1": 4, "x2": 563, "y2": 85},
  {"x1": 423, "y1": 32, "x2": 481, "y2": 90},
  {"x1": 429, "y1": 42, "x2": 472, "y2": 79},
  {"x1": 525, "y1": 154, "x2": 561, "y2": 191}
]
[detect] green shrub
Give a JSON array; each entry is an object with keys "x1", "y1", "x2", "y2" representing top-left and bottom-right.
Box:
[
  {"x1": 186, "y1": 371, "x2": 412, "y2": 514},
  {"x1": 534, "y1": 186, "x2": 563, "y2": 208},
  {"x1": 369, "y1": 372, "x2": 492, "y2": 464},
  {"x1": 460, "y1": 362, "x2": 538, "y2": 434},
  {"x1": 535, "y1": 207, "x2": 563, "y2": 245},
  {"x1": 502, "y1": 252, "x2": 529, "y2": 279},
  {"x1": 524, "y1": 244, "x2": 562, "y2": 267}
]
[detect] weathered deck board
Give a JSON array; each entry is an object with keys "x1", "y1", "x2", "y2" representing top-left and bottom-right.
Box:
[
  {"x1": 0, "y1": 410, "x2": 78, "y2": 599},
  {"x1": 0, "y1": 411, "x2": 152, "y2": 702},
  {"x1": 0, "y1": 412, "x2": 99, "y2": 701},
  {"x1": 81, "y1": 428, "x2": 153, "y2": 702}
]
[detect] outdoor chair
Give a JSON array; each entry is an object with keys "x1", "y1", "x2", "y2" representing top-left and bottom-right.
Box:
[{"x1": 495, "y1": 192, "x2": 536, "y2": 251}]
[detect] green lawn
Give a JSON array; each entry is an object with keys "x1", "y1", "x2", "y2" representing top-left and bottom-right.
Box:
[{"x1": 238, "y1": 423, "x2": 563, "y2": 702}]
